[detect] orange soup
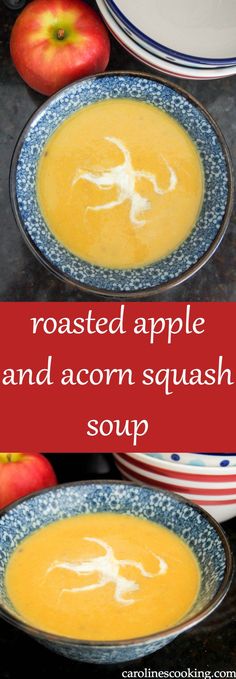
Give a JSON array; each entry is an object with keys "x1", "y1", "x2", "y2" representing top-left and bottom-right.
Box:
[
  {"x1": 37, "y1": 99, "x2": 204, "y2": 269},
  {"x1": 6, "y1": 513, "x2": 200, "y2": 641}
]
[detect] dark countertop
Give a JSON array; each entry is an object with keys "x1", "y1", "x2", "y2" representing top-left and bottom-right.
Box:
[
  {"x1": 0, "y1": 454, "x2": 236, "y2": 677},
  {"x1": 1, "y1": 1, "x2": 236, "y2": 301}
]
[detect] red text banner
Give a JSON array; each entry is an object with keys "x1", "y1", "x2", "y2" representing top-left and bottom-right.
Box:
[{"x1": 0, "y1": 302, "x2": 235, "y2": 452}]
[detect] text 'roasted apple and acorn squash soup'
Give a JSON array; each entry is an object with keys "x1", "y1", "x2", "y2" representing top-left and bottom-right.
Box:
[
  {"x1": 37, "y1": 99, "x2": 204, "y2": 269},
  {"x1": 6, "y1": 513, "x2": 200, "y2": 640}
]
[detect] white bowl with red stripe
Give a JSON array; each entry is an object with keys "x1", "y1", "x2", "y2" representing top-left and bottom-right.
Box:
[{"x1": 113, "y1": 453, "x2": 236, "y2": 523}]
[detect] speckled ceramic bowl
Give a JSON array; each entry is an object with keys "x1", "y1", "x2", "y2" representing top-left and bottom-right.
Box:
[
  {"x1": 0, "y1": 481, "x2": 233, "y2": 664},
  {"x1": 10, "y1": 72, "x2": 233, "y2": 298}
]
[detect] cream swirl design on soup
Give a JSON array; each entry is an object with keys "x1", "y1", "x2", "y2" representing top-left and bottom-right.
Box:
[
  {"x1": 46, "y1": 537, "x2": 168, "y2": 605},
  {"x1": 72, "y1": 137, "x2": 177, "y2": 228},
  {"x1": 37, "y1": 99, "x2": 204, "y2": 269},
  {"x1": 6, "y1": 513, "x2": 201, "y2": 640}
]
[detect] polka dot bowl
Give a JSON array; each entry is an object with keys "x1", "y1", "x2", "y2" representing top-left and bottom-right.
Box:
[
  {"x1": 0, "y1": 481, "x2": 233, "y2": 663},
  {"x1": 10, "y1": 71, "x2": 234, "y2": 298},
  {"x1": 114, "y1": 454, "x2": 236, "y2": 523},
  {"x1": 150, "y1": 453, "x2": 236, "y2": 468}
]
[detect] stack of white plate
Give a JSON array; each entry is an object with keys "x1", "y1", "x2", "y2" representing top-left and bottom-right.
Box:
[{"x1": 96, "y1": 0, "x2": 236, "y2": 79}]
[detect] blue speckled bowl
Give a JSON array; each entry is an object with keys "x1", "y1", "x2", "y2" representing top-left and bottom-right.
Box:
[
  {"x1": 0, "y1": 481, "x2": 233, "y2": 664},
  {"x1": 10, "y1": 72, "x2": 233, "y2": 298}
]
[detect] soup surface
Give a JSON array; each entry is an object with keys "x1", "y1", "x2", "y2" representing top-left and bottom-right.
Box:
[
  {"x1": 37, "y1": 99, "x2": 204, "y2": 269},
  {"x1": 6, "y1": 512, "x2": 200, "y2": 641}
]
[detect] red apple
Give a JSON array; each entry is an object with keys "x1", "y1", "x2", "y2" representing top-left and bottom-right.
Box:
[
  {"x1": 0, "y1": 453, "x2": 57, "y2": 509},
  {"x1": 10, "y1": 0, "x2": 110, "y2": 96}
]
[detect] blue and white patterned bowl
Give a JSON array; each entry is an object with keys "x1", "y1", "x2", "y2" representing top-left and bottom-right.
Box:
[
  {"x1": 0, "y1": 481, "x2": 233, "y2": 664},
  {"x1": 10, "y1": 72, "x2": 233, "y2": 298}
]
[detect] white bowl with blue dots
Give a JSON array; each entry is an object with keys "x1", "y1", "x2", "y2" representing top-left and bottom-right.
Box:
[
  {"x1": 149, "y1": 453, "x2": 236, "y2": 467},
  {"x1": 10, "y1": 71, "x2": 233, "y2": 297}
]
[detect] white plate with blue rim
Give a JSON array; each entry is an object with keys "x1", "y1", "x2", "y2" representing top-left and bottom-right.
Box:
[
  {"x1": 10, "y1": 72, "x2": 233, "y2": 298},
  {"x1": 97, "y1": 0, "x2": 236, "y2": 80},
  {"x1": 105, "y1": 0, "x2": 236, "y2": 67},
  {"x1": 103, "y1": 0, "x2": 222, "y2": 69}
]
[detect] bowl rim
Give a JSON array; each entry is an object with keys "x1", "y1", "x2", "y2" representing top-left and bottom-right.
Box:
[
  {"x1": 9, "y1": 70, "x2": 234, "y2": 300},
  {"x1": 0, "y1": 479, "x2": 234, "y2": 647},
  {"x1": 117, "y1": 453, "x2": 236, "y2": 475},
  {"x1": 105, "y1": 0, "x2": 236, "y2": 66},
  {"x1": 97, "y1": 0, "x2": 236, "y2": 80}
]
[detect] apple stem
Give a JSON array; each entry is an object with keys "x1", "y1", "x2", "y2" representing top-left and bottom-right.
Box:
[
  {"x1": 7, "y1": 454, "x2": 12, "y2": 462},
  {"x1": 57, "y1": 28, "x2": 65, "y2": 40}
]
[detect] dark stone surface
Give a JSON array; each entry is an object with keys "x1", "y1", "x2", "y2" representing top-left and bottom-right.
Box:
[
  {"x1": 0, "y1": 454, "x2": 236, "y2": 677},
  {"x1": 1, "y1": 1, "x2": 236, "y2": 301}
]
